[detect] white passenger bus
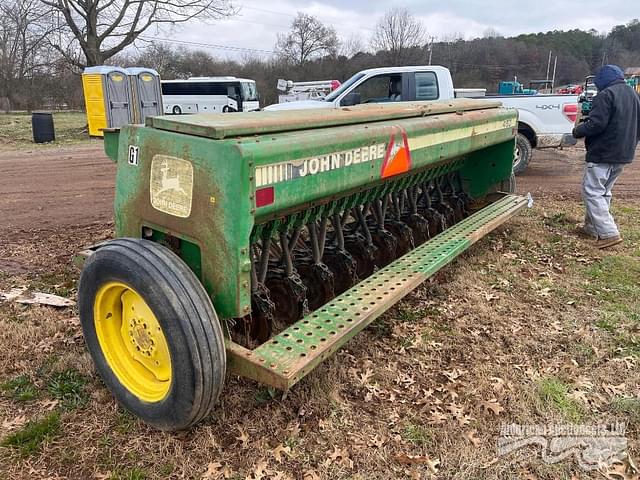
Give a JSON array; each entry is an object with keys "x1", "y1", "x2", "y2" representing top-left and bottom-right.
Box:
[{"x1": 161, "y1": 77, "x2": 260, "y2": 114}]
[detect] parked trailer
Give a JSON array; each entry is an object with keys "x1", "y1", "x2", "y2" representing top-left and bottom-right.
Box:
[{"x1": 76, "y1": 99, "x2": 528, "y2": 430}]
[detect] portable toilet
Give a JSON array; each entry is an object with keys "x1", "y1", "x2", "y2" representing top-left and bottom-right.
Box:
[
  {"x1": 82, "y1": 66, "x2": 134, "y2": 137},
  {"x1": 127, "y1": 67, "x2": 163, "y2": 124}
]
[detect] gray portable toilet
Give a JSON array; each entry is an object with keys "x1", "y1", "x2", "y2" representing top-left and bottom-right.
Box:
[
  {"x1": 127, "y1": 67, "x2": 163, "y2": 124},
  {"x1": 82, "y1": 66, "x2": 134, "y2": 137}
]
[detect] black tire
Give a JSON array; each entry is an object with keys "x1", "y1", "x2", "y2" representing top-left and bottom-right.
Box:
[
  {"x1": 78, "y1": 238, "x2": 225, "y2": 431},
  {"x1": 172, "y1": 105, "x2": 182, "y2": 115},
  {"x1": 513, "y1": 133, "x2": 532, "y2": 175},
  {"x1": 222, "y1": 105, "x2": 236, "y2": 113}
]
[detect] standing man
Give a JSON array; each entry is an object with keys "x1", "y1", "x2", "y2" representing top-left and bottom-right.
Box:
[{"x1": 573, "y1": 64, "x2": 640, "y2": 249}]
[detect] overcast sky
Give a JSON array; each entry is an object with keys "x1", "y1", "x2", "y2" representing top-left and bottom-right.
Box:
[{"x1": 148, "y1": 1, "x2": 638, "y2": 60}]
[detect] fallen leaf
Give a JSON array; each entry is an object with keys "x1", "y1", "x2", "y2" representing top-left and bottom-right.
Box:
[
  {"x1": 426, "y1": 457, "x2": 440, "y2": 474},
  {"x1": 327, "y1": 446, "x2": 354, "y2": 469},
  {"x1": 202, "y1": 462, "x2": 223, "y2": 480},
  {"x1": 302, "y1": 470, "x2": 320, "y2": 480},
  {"x1": 428, "y1": 410, "x2": 448, "y2": 425},
  {"x1": 358, "y1": 368, "x2": 374, "y2": 385},
  {"x1": 603, "y1": 383, "x2": 627, "y2": 398},
  {"x1": 567, "y1": 390, "x2": 589, "y2": 403},
  {"x1": 0, "y1": 287, "x2": 75, "y2": 307},
  {"x1": 247, "y1": 460, "x2": 269, "y2": 480},
  {"x1": 394, "y1": 453, "x2": 432, "y2": 465},
  {"x1": 479, "y1": 399, "x2": 504, "y2": 416},
  {"x1": 236, "y1": 427, "x2": 250, "y2": 448},
  {"x1": 442, "y1": 368, "x2": 466, "y2": 382},
  {"x1": 406, "y1": 468, "x2": 421, "y2": 480},
  {"x1": 272, "y1": 444, "x2": 291, "y2": 463},
  {"x1": 38, "y1": 399, "x2": 59, "y2": 411},
  {"x1": 271, "y1": 472, "x2": 293, "y2": 480},
  {"x1": 2, "y1": 414, "x2": 27, "y2": 431},
  {"x1": 288, "y1": 422, "x2": 301, "y2": 438},
  {"x1": 480, "y1": 457, "x2": 500, "y2": 469},
  {"x1": 490, "y1": 376, "x2": 505, "y2": 393},
  {"x1": 600, "y1": 460, "x2": 639, "y2": 480},
  {"x1": 575, "y1": 377, "x2": 594, "y2": 390},
  {"x1": 464, "y1": 429, "x2": 480, "y2": 447},
  {"x1": 368, "y1": 434, "x2": 386, "y2": 448}
]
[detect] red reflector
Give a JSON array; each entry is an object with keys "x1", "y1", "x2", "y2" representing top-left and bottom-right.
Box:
[
  {"x1": 255, "y1": 187, "x2": 274, "y2": 208},
  {"x1": 563, "y1": 103, "x2": 578, "y2": 123}
]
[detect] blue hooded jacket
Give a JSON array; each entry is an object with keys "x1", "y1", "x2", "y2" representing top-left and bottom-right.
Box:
[
  {"x1": 594, "y1": 65, "x2": 625, "y2": 91},
  {"x1": 573, "y1": 64, "x2": 640, "y2": 163}
]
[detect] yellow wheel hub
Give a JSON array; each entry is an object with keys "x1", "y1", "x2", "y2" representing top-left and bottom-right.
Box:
[{"x1": 94, "y1": 282, "x2": 172, "y2": 402}]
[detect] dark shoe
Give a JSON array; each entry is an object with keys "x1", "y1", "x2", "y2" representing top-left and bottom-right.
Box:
[{"x1": 596, "y1": 235, "x2": 622, "y2": 249}]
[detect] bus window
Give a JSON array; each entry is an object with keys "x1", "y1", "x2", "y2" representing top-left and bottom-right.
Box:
[
  {"x1": 241, "y1": 82, "x2": 259, "y2": 102},
  {"x1": 227, "y1": 85, "x2": 240, "y2": 99}
]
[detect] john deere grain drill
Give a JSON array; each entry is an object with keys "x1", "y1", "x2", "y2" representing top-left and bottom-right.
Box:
[{"x1": 77, "y1": 100, "x2": 527, "y2": 430}]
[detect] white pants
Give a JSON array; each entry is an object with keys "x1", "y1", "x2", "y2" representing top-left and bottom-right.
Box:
[{"x1": 582, "y1": 162, "x2": 625, "y2": 239}]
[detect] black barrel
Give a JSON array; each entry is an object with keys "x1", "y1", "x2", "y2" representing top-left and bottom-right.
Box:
[{"x1": 32, "y1": 112, "x2": 55, "y2": 143}]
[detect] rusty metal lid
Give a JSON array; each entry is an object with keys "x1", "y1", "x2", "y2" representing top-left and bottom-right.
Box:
[{"x1": 145, "y1": 99, "x2": 504, "y2": 140}]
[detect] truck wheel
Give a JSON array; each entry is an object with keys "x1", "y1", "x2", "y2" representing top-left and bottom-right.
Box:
[
  {"x1": 513, "y1": 133, "x2": 532, "y2": 175},
  {"x1": 172, "y1": 106, "x2": 182, "y2": 115},
  {"x1": 78, "y1": 238, "x2": 226, "y2": 431}
]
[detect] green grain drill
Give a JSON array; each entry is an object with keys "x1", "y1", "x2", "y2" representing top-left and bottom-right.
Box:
[{"x1": 77, "y1": 100, "x2": 527, "y2": 430}]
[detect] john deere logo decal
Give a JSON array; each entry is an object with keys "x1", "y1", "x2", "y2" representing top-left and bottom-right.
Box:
[
  {"x1": 150, "y1": 155, "x2": 193, "y2": 218},
  {"x1": 255, "y1": 144, "x2": 386, "y2": 187}
]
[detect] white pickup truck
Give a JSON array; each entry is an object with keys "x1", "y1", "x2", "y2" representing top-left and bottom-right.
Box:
[{"x1": 264, "y1": 66, "x2": 579, "y2": 174}]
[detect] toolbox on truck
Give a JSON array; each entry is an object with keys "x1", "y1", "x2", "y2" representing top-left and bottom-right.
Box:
[{"x1": 77, "y1": 99, "x2": 527, "y2": 430}]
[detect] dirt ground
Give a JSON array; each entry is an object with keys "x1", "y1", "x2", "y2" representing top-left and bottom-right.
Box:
[
  {"x1": 0, "y1": 144, "x2": 114, "y2": 233},
  {"x1": 0, "y1": 144, "x2": 639, "y2": 480},
  {"x1": 518, "y1": 145, "x2": 640, "y2": 201}
]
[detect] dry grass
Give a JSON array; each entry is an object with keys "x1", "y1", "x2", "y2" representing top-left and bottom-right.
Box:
[{"x1": 0, "y1": 200, "x2": 639, "y2": 479}]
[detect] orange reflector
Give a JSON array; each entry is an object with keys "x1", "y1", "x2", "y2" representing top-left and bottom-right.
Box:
[
  {"x1": 256, "y1": 187, "x2": 274, "y2": 207},
  {"x1": 381, "y1": 128, "x2": 411, "y2": 179}
]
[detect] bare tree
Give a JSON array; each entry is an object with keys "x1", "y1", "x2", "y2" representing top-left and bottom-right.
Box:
[
  {"x1": 275, "y1": 12, "x2": 339, "y2": 65},
  {"x1": 483, "y1": 28, "x2": 502, "y2": 39},
  {"x1": 0, "y1": 0, "x2": 58, "y2": 109},
  {"x1": 370, "y1": 8, "x2": 426, "y2": 65},
  {"x1": 40, "y1": 0, "x2": 236, "y2": 67},
  {"x1": 340, "y1": 33, "x2": 365, "y2": 58}
]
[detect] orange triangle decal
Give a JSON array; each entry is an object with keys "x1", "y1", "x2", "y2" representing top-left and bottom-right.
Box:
[{"x1": 381, "y1": 128, "x2": 412, "y2": 179}]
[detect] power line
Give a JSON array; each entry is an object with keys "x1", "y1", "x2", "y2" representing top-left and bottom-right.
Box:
[
  {"x1": 139, "y1": 36, "x2": 276, "y2": 55},
  {"x1": 220, "y1": 16, "x2": 291, "y2": 29}
]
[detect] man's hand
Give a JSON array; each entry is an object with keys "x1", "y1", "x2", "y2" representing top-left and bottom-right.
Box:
[{"x1": 572, "y1": 126, "x2": 584, "y2": 139}]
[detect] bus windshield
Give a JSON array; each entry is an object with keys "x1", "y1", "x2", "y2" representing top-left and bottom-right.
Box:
[
  {"x1": 241, "y1": 82, "x2": 259, "y2": 102},
  {"x1": 324, "y1": 73, "x2": 365, "y2": 102}
]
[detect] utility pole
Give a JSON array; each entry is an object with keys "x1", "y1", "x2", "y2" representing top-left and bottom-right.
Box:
[
  {"x1": 427, "y1": 36, "x2": 436, "y2": 65},
  {"x1": 551, "y1": 55, "x2": 558, "y2": 89},
  {"x1": 546, "y1": 50, "x2": 552, "y2": 81}
]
